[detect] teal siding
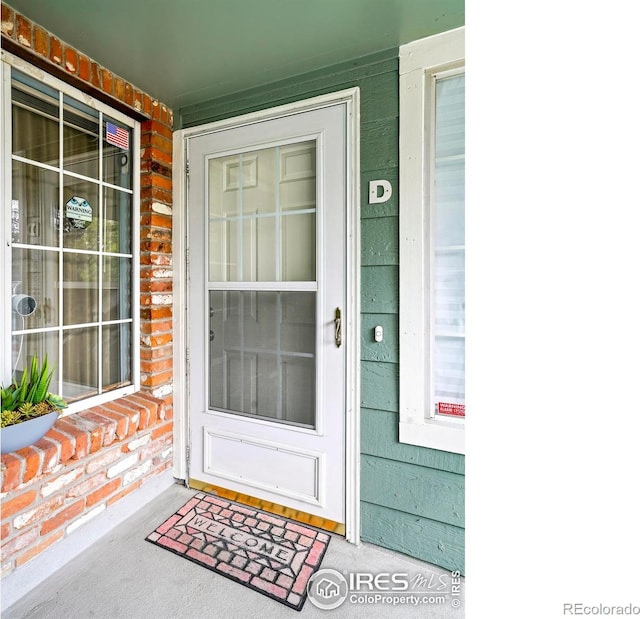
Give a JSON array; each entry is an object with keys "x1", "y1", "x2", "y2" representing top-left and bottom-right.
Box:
[
  {"x1": 178, "y1": 49, "x2": 465, "y2": 575},
  {"x1": 361, "y1": 361, "x2": 399, "y2": 412},
  {"x1": 361, "y1": 314, "x2": 398, "y2": 363},
  {"x1": 361, "y1": 217, "x2": 399, "y2": 266},
  {"x1": 362, "y1": 455, "x2": 464, "y2": 526},
  {"x1": 180, "y1": 51, "x2": 399, "y2": 128},
  {"x1": 361, "y1": 502, "x2": 465, "y2": 574},
  {"x1": 361, "y1": 408, "x2": 464, "y2": 475},
  {"x1": 361, "y1": 265, "x2": 398, "y2": 314}
]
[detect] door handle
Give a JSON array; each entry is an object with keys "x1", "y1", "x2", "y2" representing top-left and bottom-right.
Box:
[{"x1": 334, "y1": 308, "x2": 342, "y2": 348}]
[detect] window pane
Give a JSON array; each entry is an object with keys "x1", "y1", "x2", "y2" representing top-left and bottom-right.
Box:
[
  {"x1": 103, "y1": 257, "x2": 131, "y2": 321},
  {"x1": 62, "y1": 327, "x2": 98, "y2": 401},
  {"x1": 209, "y1": 217, "x2": 278, "y2": 282},
  {"x1": 434, "y1": 336, "x2": 465, "y2": 404},
  {"x1": 240, "y1": 150, "x2": 274, "y2": 215},
  {"x1": 281, "y1": 213, "x2": 316, "y2": 281},
  {"x1": 11, "y1": 331, "x2": 59, "y2": 388},
  {"x1": 63, "y1": 96, "x2": 99, "y2": 179},
  {"x1": 434, "y1": 74, "x2": 465, "y2": 249},
  {"x1": 434, "y1": 250, "x2": 465, "y2": 334},
  {"x1": 104, "y1": 188, "x2": 132, "y2": 254},
  {"x1": 103, "y1": 118, "x2": 132, "y2": 189},
  {"x1": 279, "y1": 143, "x2": 316, "y2": 212},
  {"x1": 63, "y1": 253, "x2": 99, "y2": 325},
  {"x1": 433, "y1": 73, "x2": 465, "y2": 414},
  {"x1": 102, "y1": 324, "x2": 132, "y2": 391},
  {"x1": 8, "y1": 67, "x2": 137, "y2": 410},
  {"x1": 208, "y1": 142, "x2": 316, "y2": 283},
  {"x1": 434, "y1": 159, "x2": 464, "y2": 247},
  {"x1": 62, "y1": 176, "x2": 100, "y2": 251},
  {"x1": 11, "y1": 72, "x2": 59, "y2": 166},
  {"x1": 209, "y1": 291, "x2": 316, "y2": 428},
  {"x1": 11, "y1": 161, "x2": 59, "y2": 247},
  {"x1": 435, "y1": 75, "x2": 465, "y2": 158},
  {"x1": 11, "y1": 248, "x2": 59, "y2": 329}
]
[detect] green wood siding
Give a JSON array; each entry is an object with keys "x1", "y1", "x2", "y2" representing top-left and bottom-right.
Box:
[
  {"x1": 361, "y1": 314, "x2": 398, "y2": 363},
  {"x1": 361, "y1": 408, "x2": 464, "y2": 475},
  {"x1": 361, "y1": 502, "x2": 465, "y2": 574},
  {"x1": 361, "y1": 265, "x2": 398, "y2": 314},
  {"x1": 361, "y1": 455, "x2": 464, "y2": 527},
  {"x1": 361, "y1": 361, "x2": 398, "y2": 412},
  {"x1": 179, "y1": 51, "x2": 399, "y2": 128},
  {"x1": 362, "y1": 217, "x2": 399, "y2": 266},
  {"x1": 178, "y1": 48, "x2": 465, "y2": 575}
]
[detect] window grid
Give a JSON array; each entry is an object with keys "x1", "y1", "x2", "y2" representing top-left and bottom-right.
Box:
[{"x1": 7, "y1": 65, "x2": 138, "y2": 411}]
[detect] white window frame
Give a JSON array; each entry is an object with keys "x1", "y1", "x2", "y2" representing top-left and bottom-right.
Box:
[
  {"x1": 399, "y1": 27, "x2": 465, "y2": 454},
  {"x1": 1, "y1": 51, "x2": 140, "y2": 415}
]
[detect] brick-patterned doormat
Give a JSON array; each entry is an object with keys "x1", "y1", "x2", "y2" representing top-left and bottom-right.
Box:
[{"x1": 146, "y1": 492, "x2": 331, "y2": 611}]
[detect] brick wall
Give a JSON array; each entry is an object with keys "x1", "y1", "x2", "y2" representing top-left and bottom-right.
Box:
[
  {"x1": 1, "y1": 2, "x2": 175, "y2": 577},
  {"x1": 1, "y1": 394, "x2": 171, "y2": 573}
]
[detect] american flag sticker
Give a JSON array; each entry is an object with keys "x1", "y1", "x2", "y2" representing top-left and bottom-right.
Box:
[{"x1": 105, "y1": 122, "x2": 129, "y2": 150}]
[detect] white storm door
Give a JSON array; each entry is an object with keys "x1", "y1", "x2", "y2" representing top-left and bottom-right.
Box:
[{"x1": 187, "y1": 104, "x2": 347, "y2": 523}]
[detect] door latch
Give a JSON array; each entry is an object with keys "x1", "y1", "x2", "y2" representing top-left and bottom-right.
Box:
[{"x1": 334, "y1": 308, "x2": 342, "y2": 348}]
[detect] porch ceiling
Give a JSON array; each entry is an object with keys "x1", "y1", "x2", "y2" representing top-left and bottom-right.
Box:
[{"x1": 6, "y1": 0, "x2": 464, "y2": 110}]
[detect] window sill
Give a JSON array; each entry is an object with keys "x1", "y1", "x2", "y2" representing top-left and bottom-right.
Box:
[
  {"x1": 0, "y1": 392, "x2": 168, "y2": 490},
  {"x1": 61, "y1": 385, "x2": 138, "y2": 416},
  {"x1": 399, "y1": 418, "x2": 465, "y2": 454}
]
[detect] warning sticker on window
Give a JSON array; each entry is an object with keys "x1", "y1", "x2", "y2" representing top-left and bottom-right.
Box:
[
  {"x1": 438, "y1": 403, "x2": 465, "y2": 417},
  {"x1": 65, "y1": 196, "x2": 92, "y2": 229}
]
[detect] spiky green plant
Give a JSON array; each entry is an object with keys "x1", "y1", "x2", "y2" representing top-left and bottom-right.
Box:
[
  {"x1": 1, "y1": 410, "x2": 22, "y2": 428},
  {"x1": 0, "y1": 355, "x2": 67, "y2": 428},
  {"x1": 18, "y1": 402, "x2": 38, "y2": 417}
]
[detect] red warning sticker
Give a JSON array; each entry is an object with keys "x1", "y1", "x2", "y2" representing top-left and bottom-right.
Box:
[{"x1": 437, "y1": 403, "x2": 466, "y2": 417}]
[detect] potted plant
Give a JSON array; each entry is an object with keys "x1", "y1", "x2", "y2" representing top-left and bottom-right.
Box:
[{"x1": 1, "y1": 355, "x2": 67, "y2": 454}]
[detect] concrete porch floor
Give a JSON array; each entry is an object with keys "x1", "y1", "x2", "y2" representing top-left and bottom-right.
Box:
[{"x1": 2, "y1": 481, "x2": 465, "y2": 618}]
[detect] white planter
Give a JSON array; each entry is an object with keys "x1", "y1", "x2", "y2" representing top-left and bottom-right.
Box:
[{"x1": 1, "y1": 411, "x2": 59, "y2": 454}]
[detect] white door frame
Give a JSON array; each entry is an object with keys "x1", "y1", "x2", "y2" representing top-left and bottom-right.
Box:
[{"x1": 172, "y1": 88, "x2": 361, "y2": 543}]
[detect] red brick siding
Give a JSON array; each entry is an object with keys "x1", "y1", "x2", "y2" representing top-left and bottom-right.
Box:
[
  {"x1": 1, "y1": 395, "x2": 173, "y2": 576},
  {"x1": 1, "y1": 4, "x2": 170, "y2": 127},
  {"x1": 1, "y1": 3, "x2": 175, "y2": 579},
  {"x1": 1, "y1": 4, "x2": 15, "y2": 37}
]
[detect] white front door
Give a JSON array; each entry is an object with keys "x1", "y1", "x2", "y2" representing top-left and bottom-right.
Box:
[{"x1": 187, "y1": 104, "x2": 347, "y2": 523}]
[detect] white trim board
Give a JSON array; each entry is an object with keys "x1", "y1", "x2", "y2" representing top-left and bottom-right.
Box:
[{"x1": 398, "y1": 27, "x2": 465, "y2": 454}]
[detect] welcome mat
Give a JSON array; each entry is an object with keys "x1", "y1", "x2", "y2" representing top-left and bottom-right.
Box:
[{"x1": 146, "y1": 492, "x2": 331, "y2": 611}]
